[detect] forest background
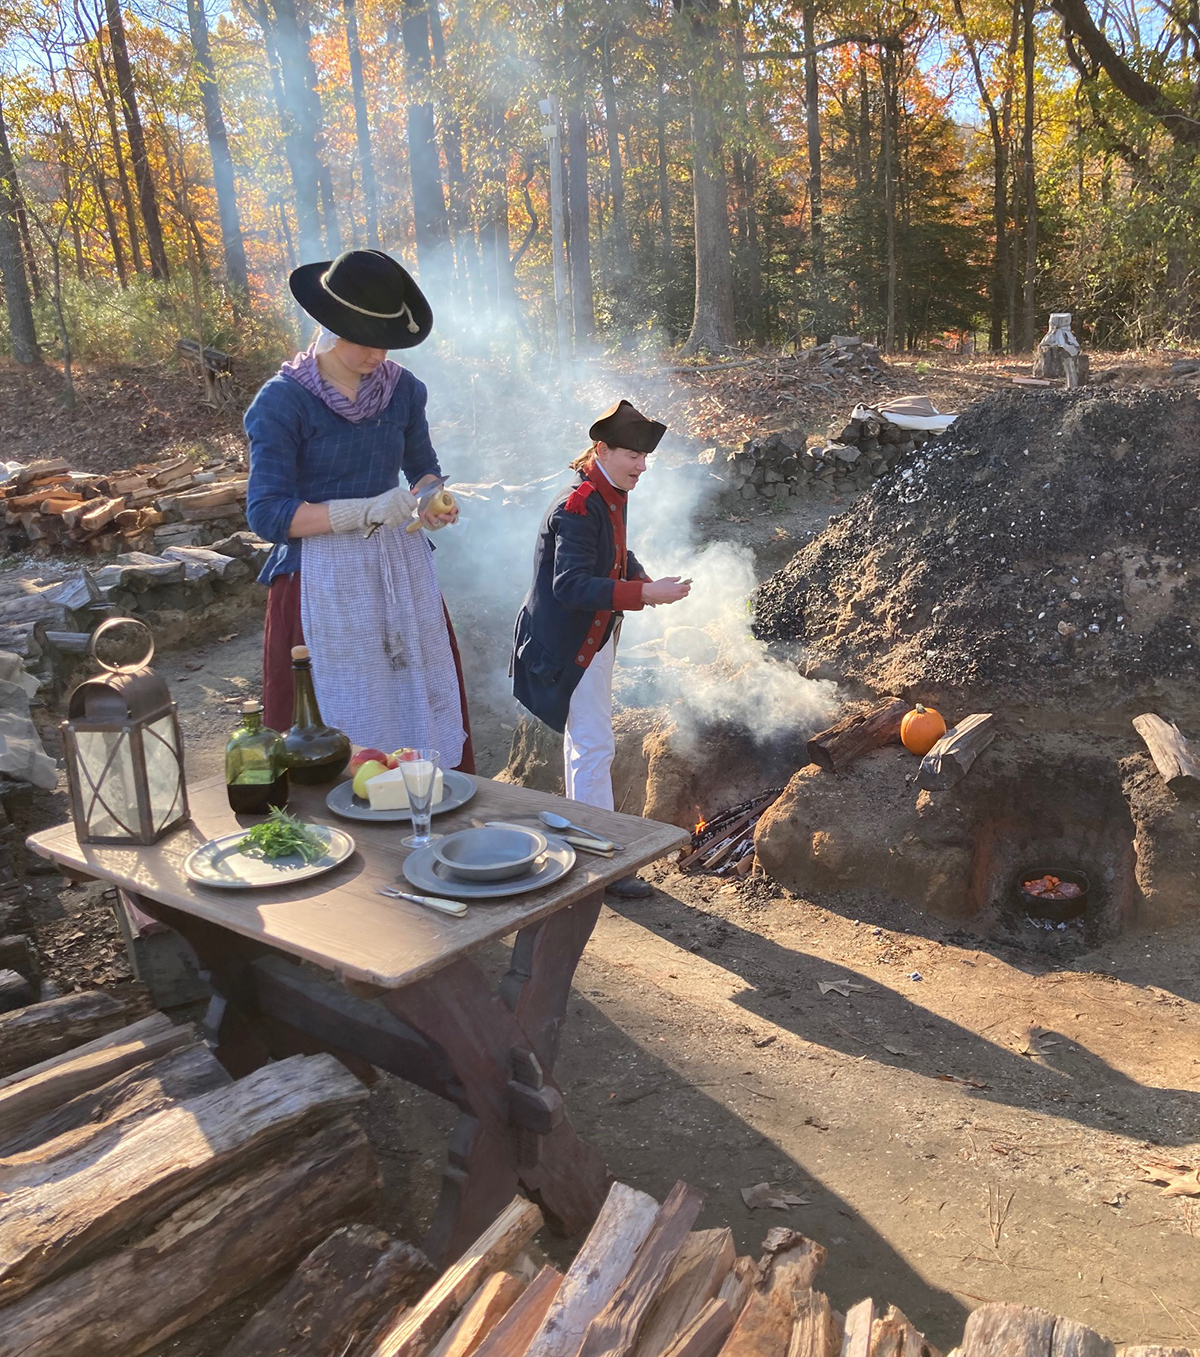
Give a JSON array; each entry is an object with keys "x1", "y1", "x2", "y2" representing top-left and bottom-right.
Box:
[{"x1": 0, "y1": 0, "x2": 1198, "y2": 382}]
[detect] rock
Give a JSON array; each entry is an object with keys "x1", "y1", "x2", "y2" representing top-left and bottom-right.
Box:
[{"x1": 828, "y1": 445, "x2": 862, "y2": 465}]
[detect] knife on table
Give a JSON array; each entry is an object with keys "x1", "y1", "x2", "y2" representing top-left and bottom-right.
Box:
[{"x1": 364, "y1": 476, "x2": 451, "y2": 539}]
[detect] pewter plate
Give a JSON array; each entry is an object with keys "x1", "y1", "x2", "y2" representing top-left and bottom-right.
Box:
[
  {"x1": 183, "y1": 824, "x2": 355, "y2": 889},
  {"x1": 324, "y1": 770, "x2": 477, "y2": 823},
  {"x1": 402, "y1": 835, "x2": 576, "y2": 899}
]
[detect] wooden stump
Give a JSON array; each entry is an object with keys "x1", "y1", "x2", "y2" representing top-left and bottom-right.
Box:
[
  {"x1": 0, "y1": 987, "x2": 152, "y2": 1077},
  {"x1": 915, "y1": 713, "x2": 995, "y2": 791},
  {"x1": 1132, "y1": 714, "x2": 1200, "y2": 794}
]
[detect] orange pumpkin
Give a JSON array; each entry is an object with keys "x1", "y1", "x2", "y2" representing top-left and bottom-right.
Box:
[{"x1": 900, "y1": 703, "x2": 946, "y2": 755}]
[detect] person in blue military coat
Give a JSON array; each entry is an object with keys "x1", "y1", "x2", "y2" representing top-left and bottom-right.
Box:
[{"x1": 512, "y1": 400, "x2": 691, "y2": 897}]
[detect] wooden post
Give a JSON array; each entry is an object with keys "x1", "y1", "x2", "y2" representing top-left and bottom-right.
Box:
[{"x1": 915, "y1": 714, "x2": 995, "y2": 791}]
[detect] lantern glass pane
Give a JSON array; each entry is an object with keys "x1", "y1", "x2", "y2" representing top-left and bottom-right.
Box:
[
  {"x1": 75, "y1": 729, "x2": 141, "y2": 838},
  {"x1": 145, "y1": 714, "x2": 184, "y2": 832}
]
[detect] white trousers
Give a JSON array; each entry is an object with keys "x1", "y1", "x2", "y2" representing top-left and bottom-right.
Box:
[{"x1": 563, "y1": 633, "x2": 616, "y2": 810}]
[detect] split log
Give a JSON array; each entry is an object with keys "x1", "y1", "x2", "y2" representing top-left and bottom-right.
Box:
[
  {"x1": 839, "y1": 1298, "x2": 873, "y2": 1357},
  {"x1": 1132, "y1": 714, "x2": 1200, "y2": 794},
  {"x1": 578, "y1": 1181, "x2": 706, "y2": 1357},
  {"x1": 470, "y1": 1267, "x2": 564, "y2": 1357},
  {"x1": 715, "y1": 1258, "x2": 756, "y2": 1317},
  {"x1": 960, "y1": 1305, "x2": 1113, "y2": 1357},
  {"x1": 0, "y1": 1041, "x2": 229, "y2": 1160},
  {"x1": 525, "y1": 1182, "x2": 661, "y2": 1357},
  {"x1": 0, "y1": 986, "x2": 152, "y2": 1077},
  {"x1": 785, "y1": 1290, "x2": 841, "y2": 1357},
  {"x1": 865, "y1": 1306, "x2": 937, "y2": 1357},
  {"x1": 14, "y1": 457, "x2": 71, "y2": 488},
  {"x1": 63, "y1": 495, "x2": 125, "y2": 534},
  {"x1": 0, "y1": 1012, "x2": 191, "y2": 1126},
  {"x1": 915, "y1": 714, "x2": 995, "y2": 792},
  {"x1": 635, "y1": 1229, "x2": 736, "y2": 1357},
  {"x1": 427, "y1": 1270, "x2": 529, "y2": 1357},
  {"x1": 218, "y1": 1224, "x2": 431, "y2": 1357},
  {"x1": 717, "y1": 1233, "x2": 827, "y2": 1357},
  {"x1": 0, "y1": 967, "x2": 36, "y2": 1012},
  {"x1": 806, "y1": 698, "x2": 910, "y2": 773},
  {"x1": 662, "y1": 1301, "x2": 735, "y2": 1357},
  {"x1": 0, "y1": 1051, "x2": 368, "y2": 1303},
  {"x1": 0, "y1": 1118, "x2": 379, "y2": 1357},
  {"x1": 365, "y1": 1197, "x2": 544, "y2": 1357}
]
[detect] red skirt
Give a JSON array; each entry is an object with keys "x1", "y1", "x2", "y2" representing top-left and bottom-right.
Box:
[{"x1": 261, "y1": 572, "x2": 476, "y2": 774}]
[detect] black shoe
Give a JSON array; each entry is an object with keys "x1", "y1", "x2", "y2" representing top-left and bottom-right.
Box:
[{"x1": 606, "y1": 875, "x2": 654, "y2": 899}]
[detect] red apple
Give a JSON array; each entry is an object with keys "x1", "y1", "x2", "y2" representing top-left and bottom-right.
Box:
[
  {"x1": 391, "y1": 747, "x2": 418, "y2": 763},
  {"x1": 349, "y1": 748, "x2": 388, "y2": 772}
]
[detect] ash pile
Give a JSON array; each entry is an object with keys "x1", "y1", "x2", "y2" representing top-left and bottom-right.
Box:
[{"x1": 753, "y1": 388, "x2": 1200, "y2": 710}]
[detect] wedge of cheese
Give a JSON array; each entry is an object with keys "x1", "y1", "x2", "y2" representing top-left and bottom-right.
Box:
[{"x1": 365, "y1": 763, "x2": 446, "y2": 811}]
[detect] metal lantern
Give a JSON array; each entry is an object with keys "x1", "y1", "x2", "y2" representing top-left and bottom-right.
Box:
[{"x1": 61, "y1": 617, "x2": 189, "y2": 846}]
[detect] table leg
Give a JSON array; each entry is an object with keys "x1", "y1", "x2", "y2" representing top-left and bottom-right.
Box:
[{"x1": 382, "y1": 893, "x2": 610, "y2": 1259}]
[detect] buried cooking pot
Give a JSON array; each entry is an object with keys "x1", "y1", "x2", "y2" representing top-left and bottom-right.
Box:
[
  {"x1": 432, "y1": 825, "x2": 548, "y2": 882},
  {"x1": 1014, "y1": 867, "x2": 1090, "y2": 923}
]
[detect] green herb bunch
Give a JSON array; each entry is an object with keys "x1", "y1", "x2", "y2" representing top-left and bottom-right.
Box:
[{"x1": 236, "y1": 807, "x2": 328, "y2": 863}]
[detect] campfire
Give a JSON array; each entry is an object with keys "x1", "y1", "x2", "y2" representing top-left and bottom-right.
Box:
[{"x1": 677, "y1": 788, "x2": 783, "y2": 877}]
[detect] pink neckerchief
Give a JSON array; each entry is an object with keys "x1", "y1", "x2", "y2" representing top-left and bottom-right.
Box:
[{"x1": 280, "y1": 343, "x2": 404, "y2": 423}]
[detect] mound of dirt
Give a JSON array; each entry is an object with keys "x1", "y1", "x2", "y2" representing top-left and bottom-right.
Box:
[{"x1": 753, "y1": 388, "x2": 1200, "y2": 713}]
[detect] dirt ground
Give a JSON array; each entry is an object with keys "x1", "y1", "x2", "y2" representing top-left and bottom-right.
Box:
[{"x1": 11, "y1": 350, "x2": 1200, "y2": 1352}]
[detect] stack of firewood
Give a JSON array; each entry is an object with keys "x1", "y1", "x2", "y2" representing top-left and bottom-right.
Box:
[
  {"x1": 0, "y1": 989, "x2": 385, "y2": 1357},
  {"x1": 679, "y1": 790, "x2": 783, "y2": 877},
  {"x1": 2, "y1": 454, "x2": 249, "y2": 559},
  {"x1": 205, "y1": 1181, "x2": 1186, "y2": 1357}
]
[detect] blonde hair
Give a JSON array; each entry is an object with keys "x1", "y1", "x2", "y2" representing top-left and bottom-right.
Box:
[{"x1": 570, "y1": 441, "x2": 602, "y2": 473}]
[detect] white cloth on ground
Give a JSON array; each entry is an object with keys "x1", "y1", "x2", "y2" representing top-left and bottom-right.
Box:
[
  {"x1": 563, "y1": 633, "x2": 616, "y2": 810},
  {"x1": 300, "y1": 524, "x2": 465, "y2": 766}
]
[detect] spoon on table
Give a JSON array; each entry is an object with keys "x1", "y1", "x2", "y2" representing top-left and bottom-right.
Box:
[{"x1": 537, "y1": 811, "x2": 624, "y2": 853}]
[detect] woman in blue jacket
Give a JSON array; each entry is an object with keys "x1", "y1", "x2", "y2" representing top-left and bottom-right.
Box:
[
  {"x1": 513, "y1": 401, "x2": 690, "y2": 894},
  {"x1": 245, "y1": 249, "x2": 472, "y2": 770}
]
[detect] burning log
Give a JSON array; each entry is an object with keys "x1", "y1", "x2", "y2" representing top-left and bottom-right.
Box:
[
  {"x1": 678, "y1": 790, "x2": 782, "y2": 874},
  {"x1": 805, "y1": 698, "x2": 909, "y2": 774}
]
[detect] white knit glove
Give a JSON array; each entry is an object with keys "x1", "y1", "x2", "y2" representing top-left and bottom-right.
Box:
[{"x1": 327, "y1": 484, "x2": 417, "y2": 534}]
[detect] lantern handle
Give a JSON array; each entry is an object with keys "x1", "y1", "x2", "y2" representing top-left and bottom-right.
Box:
[{"x1": 89, "y1": 616, "x2": 156, "y2": 674}]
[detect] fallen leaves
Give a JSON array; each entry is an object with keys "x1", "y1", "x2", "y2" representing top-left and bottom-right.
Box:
[
  {"x1": 1139, "y1": 1159, "x2": 1200, "y2": 1198},
  {"x1": 935, "y1": 1072, "x2": 991, "y2": 1090},
  {"x1": 818, "y1": 979, "x2": 870, "y2": 997},
  {"x1": 882, "y1": 1035, "x2": 919, "y2": 1058},
  {"x1": 741, "y1": 1182, "x2": 812, "y2": 1211},
  {"x1": 1014, "y1": 1025, "x2": 1060, "y2": 1057}
]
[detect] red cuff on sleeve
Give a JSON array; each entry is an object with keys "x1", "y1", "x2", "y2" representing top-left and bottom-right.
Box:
[{"x1": 612, "y1": 579, "x2": 644, "y2": 612}]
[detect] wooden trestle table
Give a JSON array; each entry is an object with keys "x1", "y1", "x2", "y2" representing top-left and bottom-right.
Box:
[{"x1": 27, "y1": 772, "x2": 687, "y2": 1262}]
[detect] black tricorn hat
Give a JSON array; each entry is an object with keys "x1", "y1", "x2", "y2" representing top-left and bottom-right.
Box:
[
  {"x1": 589, "y1": 400, "x2": 667, "y2": 454},
  {"x1": 289, "y1": 249, "x2": 433, "y2": 349}
]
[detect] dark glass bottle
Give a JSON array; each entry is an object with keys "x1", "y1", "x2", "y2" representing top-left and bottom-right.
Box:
[
  {"x1": 282, "y1": 645, "x2": 352, "y2": 784},
  {"x1": 225, "y1": 701, "x2": 289, "y2": 814}
]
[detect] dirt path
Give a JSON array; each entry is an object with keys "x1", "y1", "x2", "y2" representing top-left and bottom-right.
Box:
[{"x1": 120, "y1": 541, "x2": 1200, "y2": 1352}]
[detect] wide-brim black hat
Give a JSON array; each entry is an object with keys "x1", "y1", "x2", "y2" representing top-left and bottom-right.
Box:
[
  {"x1": 589, "y1": 399, "x2": 667, "y2": 454},
  {"x1": 289, "y1": 250, "x2": 433, "y2": 349}
]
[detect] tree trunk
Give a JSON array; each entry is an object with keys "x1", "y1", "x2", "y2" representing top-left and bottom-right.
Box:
[
  {"x1": 565, "y1": 102, "x2": 594, "y2": 343},
  {"x1": 656, "y1": 65, "x2": 672, "y2": 270},
  {"x1": 91, "y1": 150, "x2": 128, "y2": 287},
  {"x1": 1020, "y1": 0, "x2": 1037, "y2": 351},
  {"x1": 185, "y1": 0, "x2": 250, "y2": 303},
  {"x1": 802, "y1": 3, "x2": 828, "y2": 343},
  {"x1": 105, "y1": 0, "x2": 170, "y2": 280},
  {"x1": 434, "y1": 0, "x2": 479, "y2": 306},
  {"x1": 881, "y1": 44, "x2": 898, "y2": 353},
  {"x1": 401, "y1": 0, "x2": 451, "y2": 292},
  {"x1": 343, "y1": 0, "x2": 380, "y2": 247},
  {"x1": 296, "y1": 9, "x2": 340, "y2": 256},
  {"x1": 601, "y1": 32, "x2": 632, "y2": 289},
  {"x1": 261, "y1": 0, "x2": 324, "y2": 264},
  {"x1": 0, "y1": 99, "x2": 40, "y2": 364},
  {"x1": 91, "y1": 34, "x2": 142, "y2": 277},
  {"x1": 680, "y1": 0, "x2": 735, "y2": 355},
  {"x1": 729, "y1": 1, "x2": 762, "y2": 342}
]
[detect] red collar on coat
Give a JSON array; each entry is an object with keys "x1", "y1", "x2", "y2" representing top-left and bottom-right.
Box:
[{"x1": 564, "y1": 461, "x2": 626, "y2": 516}]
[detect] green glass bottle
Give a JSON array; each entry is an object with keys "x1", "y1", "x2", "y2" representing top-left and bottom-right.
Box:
[
  {"x1": 282, "y1": 645, "x2": 352, "y2": 785},
  {"x1": 225, "y1": 701, "x2": 289, "y2": 814}
]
